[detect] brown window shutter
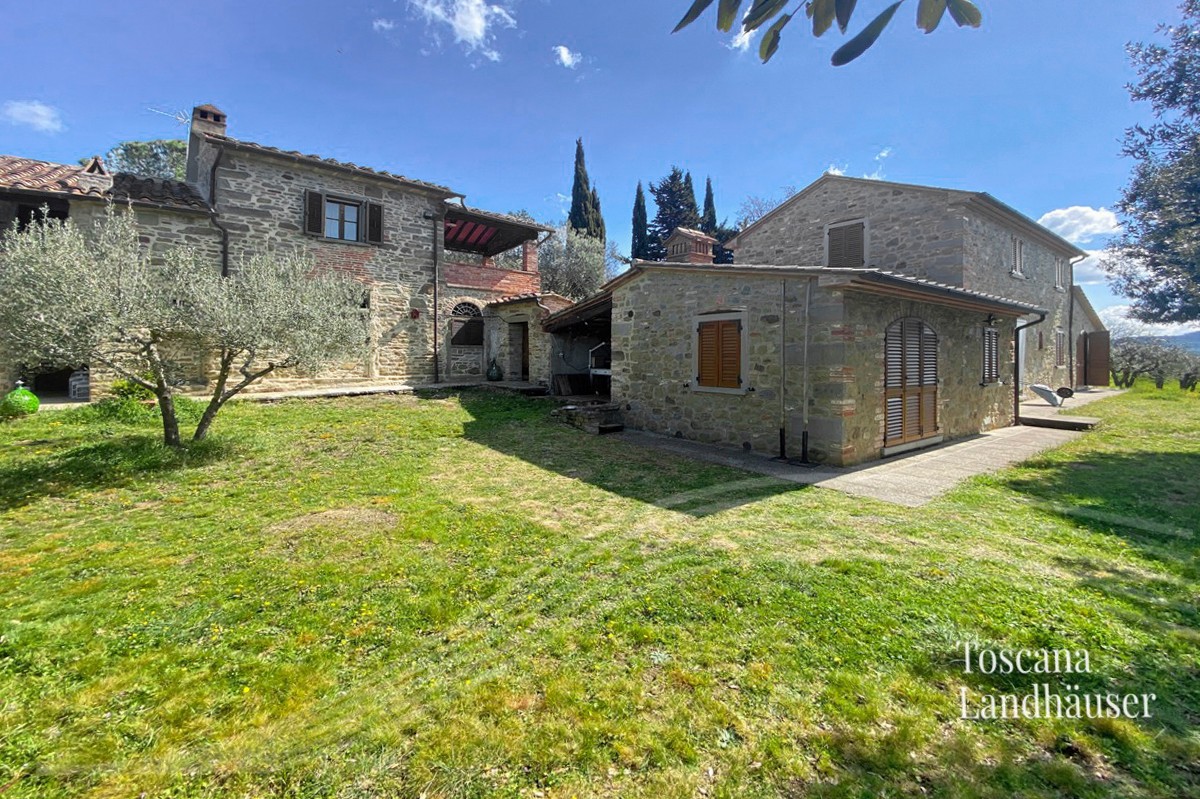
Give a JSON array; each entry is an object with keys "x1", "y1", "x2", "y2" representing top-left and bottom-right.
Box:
[
  {"x1": 367, "y1": 202, "x2": 384, "y2": 243},
  {"x1": 697, "y1": 322, "x2": 720, "y2": 386},
  {"x1": 828, "y1": 222, "x2": 864, "y2": 267},
  {"x1": 304, "y1": 190, "x2": 324, "y2": 235},
  {"x1": 718, "y1": 320, "x2": 741, "y2": 388}
]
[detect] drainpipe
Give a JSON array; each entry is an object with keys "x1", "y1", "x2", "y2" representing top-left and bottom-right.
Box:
[
  {"x1": 1013, "y1": 311, "x2": 1047, "y2": 425},
  {"x1": 1066, "y1": 254, "x2": 1086, "y2": 388},
  {"x1": 207, "y1": 146, "x2": 230, "y2": 277},
  {"x1": 779, "y1": 278, "x2": 787, "y2": 459},
  {"x1": 799, "y1": 277, "x2": 813, "y2": 463},
  {"x1": 426, "y1": 210, "x2": 441, "y2": 383}
]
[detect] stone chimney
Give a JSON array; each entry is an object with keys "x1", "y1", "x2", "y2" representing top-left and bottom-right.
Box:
[
  {"x1": 664, "y1": 227, "x2": 718, "y2": 265},
  {"x1": 185, "y1": 104, "x2": 227, "y2": 188}
]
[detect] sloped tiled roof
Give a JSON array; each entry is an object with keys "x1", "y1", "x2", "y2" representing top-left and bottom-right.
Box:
[
  {"x1": 203, "y1": 133, "x2": 458, "y2": 196},
  {"x1": 110, "y1": 173, "x2": 209, "y2": 211},
  {"x1": 0, "y1": 155, "x2": 210, "y2": 212},
  {"x1": 0, "y1": 156, "x2": 110, "y2": 198}
]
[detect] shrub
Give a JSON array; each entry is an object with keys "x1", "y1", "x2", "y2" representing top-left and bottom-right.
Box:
[{"x1": 0, "y1": 386, "x2": 40, "y2": 419}]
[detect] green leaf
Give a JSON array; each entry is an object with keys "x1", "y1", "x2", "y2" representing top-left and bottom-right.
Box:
[
  {"x1": 717, "y1": 0, "x2": 744, "y2": 32},
  {"x1": 673, "y1": 0, "x2": 717, "y2": 33},
  {"x1": 759, "y1": 12, "x2": 794, "y2": 62},
  {"x1": 835, "y1": 0, "x2": 858, "y2": 33},
  {"x1": 946, "y1": 0, "x2": 981, "y2": 28},
  {"x1": 916, "y1": 0, "x2": 946, "y2": 33},
  {"x1": 808, "y1": 0, "x2": 836, "y2": 37},
  {"x1": 831, "y1": 0, "x2": 903, "y2": 66},
  {"x1": 743, "y1": 0, "x2": 789, "y2": 32}
]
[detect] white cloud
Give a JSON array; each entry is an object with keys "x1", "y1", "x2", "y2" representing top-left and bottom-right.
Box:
[
  {"x1": 729, "y1": 25, "x2": 757, "y2": 52},
  {"x1": 1037, "y1": 206, "x2": 1120, "y2": 245},
  {"x1": 552, "y1": 45, "x2": 581, "y2": 68},
  {"x1": 1073, "y1": 250, "x2": 1109, "y2": 286},
  {"x1": 372, "y1": 18, "x2": 396, "y2": 31},
  {"x1": 825, "y1": 163, "x2": 846, "y2": 176},
  {"x1": 408, "y1": 0, "x2": 516, "y2": 61},
  {"x1": 2, "y1": 100, "x2": 64, "y2": 133},
  {"x1": 862, "y1": 146, "x2": 892, "y2": 180},
  {"x1": 1098, "y1": 304, "x2": 1200, "y2": 337}
]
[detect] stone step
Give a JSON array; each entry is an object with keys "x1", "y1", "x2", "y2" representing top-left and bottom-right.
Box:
[{"x1": 1020, "y1": 416, "x2": 1101, "y2": 431}]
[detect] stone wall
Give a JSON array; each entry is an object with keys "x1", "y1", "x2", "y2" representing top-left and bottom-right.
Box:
[
  {"x1": 962, "y1": 212, "x2": 1074, "y2": 391},
  {"x1": 611, "y1": 266, "x2": 1019, "y2": 467},
  {"x1": 732, "y1": 177, "x2": 968, "y2": 285}
]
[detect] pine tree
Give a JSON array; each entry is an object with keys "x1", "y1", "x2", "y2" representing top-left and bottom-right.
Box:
[
  {"x1": 646, "y1": 166, "x2": 701, "y2": 260},
  {"x1": 631, "y1": 182, "x2": 651, "y2": 261},
  {"x1": 700, "y1": 176, "x2": 718, "y2": 234},
  {"x1": 568, "y1": 138, "x2": 606, "y2": 241}
]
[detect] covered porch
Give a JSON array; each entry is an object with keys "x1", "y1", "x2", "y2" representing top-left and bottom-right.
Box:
[{"x1": 542, "y1": 290, "x2": 612, "y2": 399}]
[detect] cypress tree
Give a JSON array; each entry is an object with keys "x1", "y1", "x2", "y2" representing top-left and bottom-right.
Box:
[
  {"x1": 631, "y1": 182, "x2": 651, "y2": 261},
  {"x1": 568, "y1": 138, "x2": 606, "y2": 241},
  {"x1": 646, "y1": 166, "x2": 701, "y2": 260},
  {"x1": 700, "y1": 176, "x2": 718, "y2": 234}
]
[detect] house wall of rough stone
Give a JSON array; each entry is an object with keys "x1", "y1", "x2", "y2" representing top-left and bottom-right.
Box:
[
  {"x1": 611, "y1": 269, "x2": 838, "y2": 461},
  {"x1": 201, "y1": 147, "x2": 449, "y2": 389},
  {"x1": 733, "y1": 178, "x2": 968, "y2": 285},
  {"x1": 484, "y1": 300, "x2": 553, "y2": 387},
  {"x1": 833, "y1": 291, "x2": 1016, "y2": 465},
  {"x1": 610, "y1": 267, "x2": 1018, "y2": 467},
  {"x1": 962, "y1": 212, "x2": 1074, "y2": 391}
]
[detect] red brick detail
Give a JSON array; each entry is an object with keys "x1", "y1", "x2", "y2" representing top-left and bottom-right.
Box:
[
  {"x1": 313, "y1": 243, "x2": 375, "y2": 280},
  {"x1": 521, "y1": 240, "x2": 539, "y2": 273},
  {"x1": 443, "y1": 261, "x2": 541, "y2": 295}
]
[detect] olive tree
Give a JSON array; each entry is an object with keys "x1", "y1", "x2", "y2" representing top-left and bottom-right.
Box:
[{"x1": 0, "y1": 206, "x2": 369, "y2": 446}]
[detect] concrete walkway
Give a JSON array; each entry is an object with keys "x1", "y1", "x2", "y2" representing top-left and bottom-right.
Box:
[
  {"x1": 1018, "y1": 385, "x2": 1123, "y2": 422},
  {"x1": 617, "y1": 425, "x2": 1083, "y2": 508}
]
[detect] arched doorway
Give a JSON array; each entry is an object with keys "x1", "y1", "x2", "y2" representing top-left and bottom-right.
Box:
[
  {"x1": 884, "y1": 317, "x2": 938, "y2": 446},
  {"x1": 448, "y1": 301, "x2": 485, "y2": 378}
]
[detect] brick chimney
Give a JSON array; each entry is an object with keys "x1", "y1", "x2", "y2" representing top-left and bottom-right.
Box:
[
  {"x1": 664, "y1": 227, "x2": 718, "y2": 264},
  {"x1": 521, "y1": 239, "x2": 539, "y2": 273},
  {"x1": 185, "y1": 104, "x2": 227, "y2": 188}
]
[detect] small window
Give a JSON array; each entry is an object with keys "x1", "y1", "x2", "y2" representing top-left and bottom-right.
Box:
[
  {"x1": 827, "y1": 220, "x2": 866, "y2": 268},
  {"x1": 1055, "y1": 328, "x2": 1067, "y2": 367},
  {"x1": 982, "y1": 326, "x2": 1000, "y2": 384},
  {"x1": 695, "y1": 316, "x2": 743, "y2": 390},
  {"x1": 1010, "y1": 236, "x2": 1025, "y2": 277},
  {"x1": 304, "y1": 190, "x2": 383, "y2": 244},
  {"x1": 325, "y1": 198, "x2": 359, "y2": 241},
  {"x1": 1055, "y1": 257, "x2": 1068, "y2": 290},
  {"x1": 450, "y1": 301, "x2": 483, "y2": 346}
]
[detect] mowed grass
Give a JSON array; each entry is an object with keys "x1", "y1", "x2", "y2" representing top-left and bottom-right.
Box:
[{"x1": 0, "y1": 384, "x2": 1197, "y2": 798}]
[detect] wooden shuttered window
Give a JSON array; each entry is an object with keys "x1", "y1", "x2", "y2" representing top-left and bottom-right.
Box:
[
  {"x1": 827, "y1": 221, "x2": 865, "y2": 268},
  {"x1": 982, "y1": 326, "x2": 1000, "y2": 384},
  {"x1": 697, "y1": 318, "x2": 742, "y2": 389},
  {"x1": 303, "y1": 189, "x2": 384, "y2": 244},
  {"x1": 884, "y1": 317, "x2": 938, "y2": 445}
]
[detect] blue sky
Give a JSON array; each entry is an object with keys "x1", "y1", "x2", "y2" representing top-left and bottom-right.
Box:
[{"x1": 0, "y1": 0, "x2": 1192, "y2": 331}]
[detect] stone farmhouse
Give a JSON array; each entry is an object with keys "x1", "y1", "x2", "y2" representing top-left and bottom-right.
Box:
[
  {"x1": 543, "y1": 176, "x2": 1109, "y2": 466},
  {"x1": 0, "y1": 104, "x2": 562, "y2": 397},
  {"x1": 0, "y1": 108, "x2": 1109, "y2": 467}
]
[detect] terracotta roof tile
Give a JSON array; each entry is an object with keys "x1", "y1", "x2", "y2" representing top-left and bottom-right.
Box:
[{"x1": 0, "y1": 155, "x2": 210, "y2": 212}]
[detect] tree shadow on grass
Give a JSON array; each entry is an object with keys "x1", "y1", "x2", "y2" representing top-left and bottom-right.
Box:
[
  {"x1": 444, "y1": 388, "x2": 807, "y2": 517},
  {"x1": 0, "y1": 433, "x2": 232, "y2": 511}
]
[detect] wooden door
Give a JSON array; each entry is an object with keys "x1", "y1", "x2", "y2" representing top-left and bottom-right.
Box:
[
  {"x1": 884, "y1": 318, "x2": 938, "y2": 446},
  {"x1": 1083, "y1": 331, "x2": 1110, "y2": 386}
]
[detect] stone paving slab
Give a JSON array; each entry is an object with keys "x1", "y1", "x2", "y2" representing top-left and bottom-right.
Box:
[{"x1": 616, "y1": 424, "x2": 1082, "y2": 507}]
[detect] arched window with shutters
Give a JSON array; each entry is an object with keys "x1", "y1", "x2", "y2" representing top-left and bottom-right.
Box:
[{"x1": 884, "y1": 317, "x2": 938, "y2": 446}]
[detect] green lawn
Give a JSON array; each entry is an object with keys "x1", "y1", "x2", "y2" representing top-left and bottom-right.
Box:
[{"x1": 0, "y1": 385, "x2": 1197, "y2": 798}]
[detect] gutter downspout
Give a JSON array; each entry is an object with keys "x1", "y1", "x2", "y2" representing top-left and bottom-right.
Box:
[
  {"x1": 1066, "y1": 254, "x2": 1086, "y2": 387},
  {"x1": 779, "y1": 279, "x2": 787, "y2": 459},
  {"x1": 800, "y1": 277, "x2": 813, "y2": 463},
  {"x1": 207, "y1": 147, "x2": 230, "y2": 277},
  {"x1": 1013, "y1": 311, "x2": 1047, "y2": 425}
]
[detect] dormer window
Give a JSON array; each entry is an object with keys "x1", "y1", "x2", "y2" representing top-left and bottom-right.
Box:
[{"x1": 826, "y1": 219, "x2": 866, "y2": 267}]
